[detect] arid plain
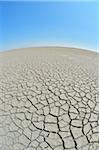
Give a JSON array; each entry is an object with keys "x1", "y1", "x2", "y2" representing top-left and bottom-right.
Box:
[{"x1": 0, "y1": 47, "x2": 99, "y2": 150}]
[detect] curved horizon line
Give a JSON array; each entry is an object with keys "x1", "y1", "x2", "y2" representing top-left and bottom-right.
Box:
[{"x1": 0, "y1": 46, "x2": 98, "y2": 54}]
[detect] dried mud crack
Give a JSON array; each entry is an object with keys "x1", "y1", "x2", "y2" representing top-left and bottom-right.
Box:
[{"x1": 0, "y1": 47, "x2": 99, "y2": 150}]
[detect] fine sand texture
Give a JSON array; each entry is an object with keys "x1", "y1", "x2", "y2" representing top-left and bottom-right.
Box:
[{"x1": 0, "y1": 47, "x2": 99, "y2": 150}]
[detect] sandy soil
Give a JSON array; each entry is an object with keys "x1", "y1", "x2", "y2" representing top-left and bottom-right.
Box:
[{"x1": 0, "y1": 47, "x2": 99, "y2": 150}]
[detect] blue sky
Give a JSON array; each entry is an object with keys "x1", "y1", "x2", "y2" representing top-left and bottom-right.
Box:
[{"x1": 0, "y1": 1, "x2": 98, "y2": 52}]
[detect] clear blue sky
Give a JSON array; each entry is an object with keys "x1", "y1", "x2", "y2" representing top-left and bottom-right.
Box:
[{"x1": 0, "y1": 1, "x2": 98, "y2": 52}]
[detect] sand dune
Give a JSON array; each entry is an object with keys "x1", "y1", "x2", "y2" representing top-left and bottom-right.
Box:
[{"x1": 0, "y1": 47, "x2": 99, "y2": 150}]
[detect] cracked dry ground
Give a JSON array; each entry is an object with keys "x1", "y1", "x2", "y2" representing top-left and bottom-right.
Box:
[{"x1": 0, "y1": 47, "x2": 99, "y2": 150}]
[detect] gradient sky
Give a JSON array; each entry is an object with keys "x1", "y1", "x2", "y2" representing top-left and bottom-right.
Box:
[{"x1": 0, "y1": 1, "x2": 98, "y2": 52}]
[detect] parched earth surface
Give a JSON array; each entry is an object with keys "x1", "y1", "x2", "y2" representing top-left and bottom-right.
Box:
[{"x1": 0, "y1": 47, "x2": 99, "y2": 150}]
